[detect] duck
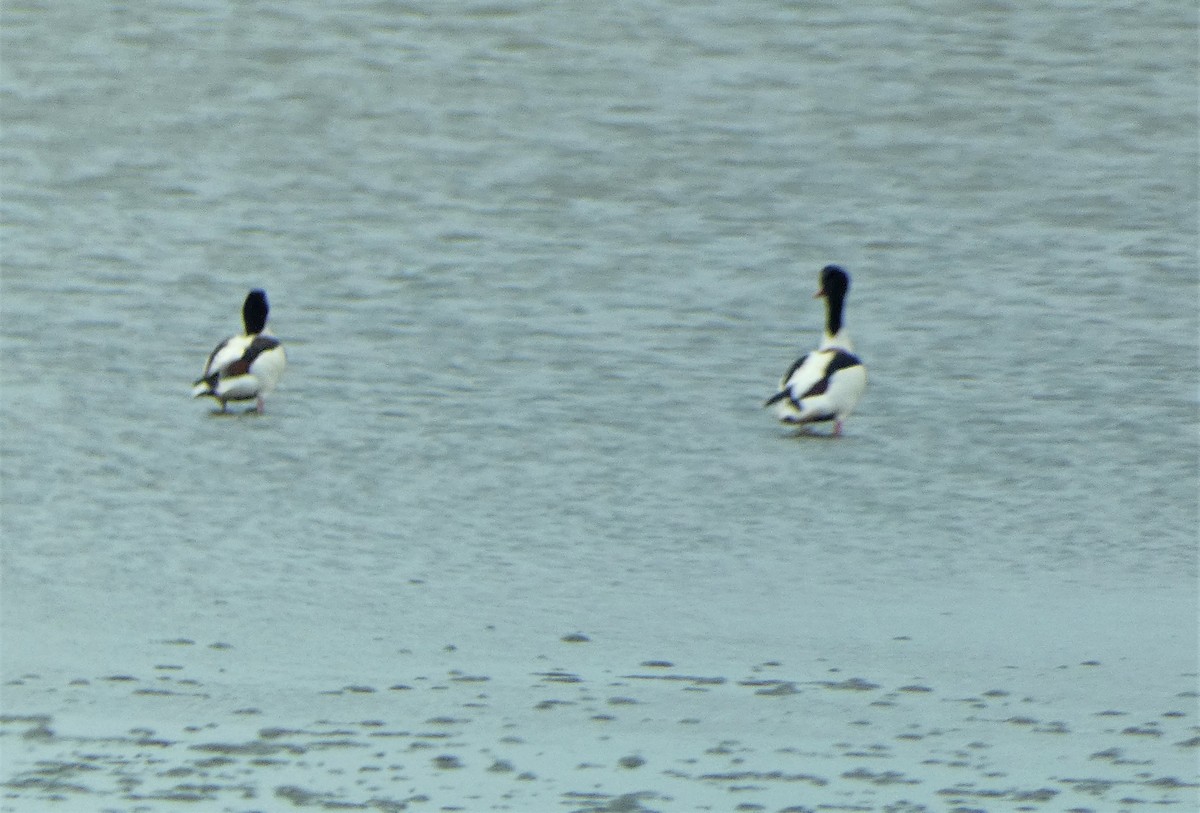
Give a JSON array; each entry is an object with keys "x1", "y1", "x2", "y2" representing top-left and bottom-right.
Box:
[
  {"x1": 192, "y1": 289, "x2": 287, "y2": 413},
  {"x1": 764, "y1": 265, "x2": 867, "y2": 436}
]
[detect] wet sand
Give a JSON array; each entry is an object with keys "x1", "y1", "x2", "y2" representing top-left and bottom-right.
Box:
[{"x1": 4, "y1": 630, "x2": 1196, "y2": 812}]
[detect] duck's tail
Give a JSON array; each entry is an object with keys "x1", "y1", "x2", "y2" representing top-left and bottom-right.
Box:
[{"x1": 192, "y1": 375, "x2": 217, "y2": 398}]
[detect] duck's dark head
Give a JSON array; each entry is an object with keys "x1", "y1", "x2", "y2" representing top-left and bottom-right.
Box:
[
  {"x1": 243, "y1": 289, "x2": 270, "y2": 335},
  {"x1": 815, "y1": 265, "x2": 850, "y2": 300}
]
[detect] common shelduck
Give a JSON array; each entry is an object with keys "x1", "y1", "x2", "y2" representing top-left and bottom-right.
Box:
[
  {"x1": 192, "y1": 289, "x2": 286, "y2": 413},
  {"x1": 764, "y1": 265, "x2": 867, "y2": 436}
]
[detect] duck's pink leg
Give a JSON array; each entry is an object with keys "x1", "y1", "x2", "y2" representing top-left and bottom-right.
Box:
[
  {"x1": 833, "y1": 420, "x2": 844, "y2": 436},
  {"x1": 256, "y1": 396, "x2": 265, "y2": 413}
]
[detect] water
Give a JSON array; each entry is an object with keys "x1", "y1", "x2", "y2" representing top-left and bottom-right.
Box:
[{"x1": 1, "y1": 1, "x2": 1197, "y2": 806}]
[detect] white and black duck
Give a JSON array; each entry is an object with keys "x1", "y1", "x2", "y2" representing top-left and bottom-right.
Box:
[
  {"x1": 765, "y1": 265, "x2": 867, "y2": 436},
  {"x1": 192, "y1": 289, "x2": 286, "y2": 413}
]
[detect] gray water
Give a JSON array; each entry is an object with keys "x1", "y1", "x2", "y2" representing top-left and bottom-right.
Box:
[{"x1": 2, "y1": 0, "x2": 1197, "y2": 673}]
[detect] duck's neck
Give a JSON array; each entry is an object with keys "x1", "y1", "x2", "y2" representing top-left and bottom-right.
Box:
[
  {"x1": 820, "y1": 290, "x2": 852, "y2": 351},
  {"x1": 243, "y1": 300, "x2": 268, "y2": 335},
  {"x1": 819, "y1": 329, "x2": 853, "y2": 352}
]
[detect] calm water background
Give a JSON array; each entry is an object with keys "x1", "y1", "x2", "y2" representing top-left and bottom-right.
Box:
[{"x1": 1, "y1": 1, "x2": 1196, "y2": 672}]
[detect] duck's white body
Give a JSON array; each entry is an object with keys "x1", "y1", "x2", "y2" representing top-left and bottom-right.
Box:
[
  {"x1": 193, "y1": 290, "x2": 286, "y2": 413},
  {"x1": 767, "y1": 348, "x2": 866, "y2": 429},
  {"x1": 765, "y1": 265, "x2": 866, "y2": 436}
]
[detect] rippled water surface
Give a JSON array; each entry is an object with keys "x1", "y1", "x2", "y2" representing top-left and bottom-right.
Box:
[{"x1": 1, "y1": 2, "x2": 1197, "y2": 806}]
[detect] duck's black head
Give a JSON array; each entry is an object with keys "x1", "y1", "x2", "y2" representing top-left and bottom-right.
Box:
[
  {"x1": 818, "y1": 265, "x2": 850, "y2": 299},
  {"x1": 243, "y1": 289, "x2": 269, "y2": 335}
]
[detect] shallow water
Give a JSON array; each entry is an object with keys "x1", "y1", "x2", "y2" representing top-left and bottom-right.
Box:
[{"x1": 2, "y1": 1, "x2": 1197, "y2": 810}]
